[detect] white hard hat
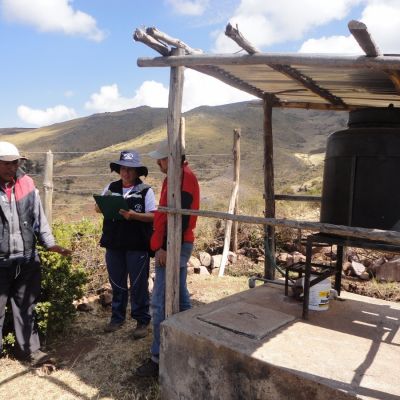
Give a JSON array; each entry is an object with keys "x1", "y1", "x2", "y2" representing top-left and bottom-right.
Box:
[{"x1": 0, "y1": 141, "x2": 26, "y2": 162}]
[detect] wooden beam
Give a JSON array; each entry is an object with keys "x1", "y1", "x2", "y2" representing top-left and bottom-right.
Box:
[
  {"x1": 146, "y1": 27, "x2": 202, "y2": 54},
  {"x1": 133, "y1": 28, "x2": 170, "y2": 56},
  {"x1": 225, "y1": 22, "x2": 259, "y2": 54},
  {"x1": 190, "y1": 65, "x2": 265, "y2": 99},
  {"x1": 219, "y1": 129, "x2": 241, "y2": 277},
  {"x1": 348, "y1": 20, "x2": 381, "y2": 57},
  {"x1": 275, "y1": 194, "x2": 321, "y2": 202},
  {"x1": 387, "y1": 70, "x2": 400, "y2": 94},
  {"x1": 269, "y1": 64, "x2": 347, "y2": 107},
  {"x1": 137, "y1": 53, "x2": 400, "y2": 70},
  {"x1": 133, "y1": 26, "x2": 265, "y2": 99},
  {"x1": 274, "y1": 101, "x2": 352, "y2": 111},
  {"x1": 348, "y1": 20, "x2": 400, "y2": 95},
  {"x1": 249, "y1": 100, "x2": 354, "y2": 111},
  {"x1": 165, "y1": 47, "x2": 184, "y2": 318},
  {"x1": 158, "y1": 207, "x2": 400, "y2": 247},
  {"x1": 263, "y1": 95, "x2": 275, "y2": 280},
  {"x1": 231, "y1": 128, "x2": 241, "y2": 253},
  {"x1": 225, "y1": 23, "x2": 346, "y2": 107}
]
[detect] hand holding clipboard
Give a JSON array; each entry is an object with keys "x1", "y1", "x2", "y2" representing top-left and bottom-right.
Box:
[{"x1": 93, "y1": 194, "x2": 129, "y2": 220}]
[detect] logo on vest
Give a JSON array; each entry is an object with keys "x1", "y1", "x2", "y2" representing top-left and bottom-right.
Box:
[{"x1": 133, "y1": 204, "x2": 143, "y2": 213}]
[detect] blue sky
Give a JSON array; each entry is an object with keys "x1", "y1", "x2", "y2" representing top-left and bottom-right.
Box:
[{"x1": 1, "y1": 0, "x2": 400, "y2": 128}]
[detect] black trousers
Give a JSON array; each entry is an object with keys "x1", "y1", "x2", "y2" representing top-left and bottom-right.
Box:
[{"x1": 0, "y1": 259, "x2": 41, "y2": 357}]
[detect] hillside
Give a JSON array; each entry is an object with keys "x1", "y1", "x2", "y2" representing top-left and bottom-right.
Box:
[{"x1": 0, "y1": 102, "x2": 348, "y2": 219}]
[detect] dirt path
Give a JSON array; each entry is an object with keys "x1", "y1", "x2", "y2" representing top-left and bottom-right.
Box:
[{"x1": 0, "y1": 275, "x2": 249, "y2": 400}]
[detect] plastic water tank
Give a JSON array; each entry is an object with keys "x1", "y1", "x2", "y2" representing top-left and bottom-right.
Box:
[{"x1": 320, "y1": 106, "x2": 400, "y2": 231}]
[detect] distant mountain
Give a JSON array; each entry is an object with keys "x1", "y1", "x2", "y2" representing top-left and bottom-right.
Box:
[
  {"x1": 0, "y1": 106, "x2": 168, "y2": 153},
  {"x1": 0, "y1": 102, "x2": 348, "y2": 218},
  {"x1": 0, "y1": 128, "x2": 35, "y2": 135}
]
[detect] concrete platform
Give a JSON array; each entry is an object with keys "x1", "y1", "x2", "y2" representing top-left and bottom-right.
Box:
[{"x1": 160, "y1": 284, "x2": 400, "y2": 400}]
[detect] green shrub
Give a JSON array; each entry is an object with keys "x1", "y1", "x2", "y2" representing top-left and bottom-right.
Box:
[
  {"x1": 36, "y1": 219, "x2": 103, "y2": 340},
  {"x1": 37, "y1": 244, "x2": 87, "y2": 341}
]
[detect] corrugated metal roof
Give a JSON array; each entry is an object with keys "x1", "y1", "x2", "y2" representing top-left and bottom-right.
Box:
[
  {"x1": 138, "y1": 54, "x2": 400, "y2": 110},
  {"x1": 135, "y1": 22, "x2": 400, "y2": 111}
]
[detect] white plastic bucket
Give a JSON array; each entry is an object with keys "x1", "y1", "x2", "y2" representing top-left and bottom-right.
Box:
[{"x1": 304, "y1": 275, "x2": 331, "y2": 311}]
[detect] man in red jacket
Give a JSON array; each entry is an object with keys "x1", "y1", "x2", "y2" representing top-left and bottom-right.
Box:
[{"x1": 136, "y1": 139, "x2": 200, "y2": 377}]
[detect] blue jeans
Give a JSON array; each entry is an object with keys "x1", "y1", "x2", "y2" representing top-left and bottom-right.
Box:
[
  {"x1": 150, "y1": 242, "x2": 193, "y2": 362},
  {"x1": 105, "y1": 249, "x2": 150, "y2": 325}
]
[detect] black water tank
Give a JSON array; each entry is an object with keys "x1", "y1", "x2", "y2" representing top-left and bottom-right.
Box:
[{"x1": 320, "y1": 106, "x2": 400, "y2": 231}]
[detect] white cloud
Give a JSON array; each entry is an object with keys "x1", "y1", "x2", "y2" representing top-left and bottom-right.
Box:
[
  {"x1": 84, "y1": 72, "x2": 255, "y2": 115},
  {"x1": 17, "y1": 104, "x2": 77, "y2": 127},
  {"x1": 84, "y1": 82, "x2": 169, "y2": 113},
  {"x1": 299, "y1": 35, "x2": 360, "y2": 53},
  {"x1": 1, "y1": 0, "x2": 105, "y2": 41},
  {"x1": 298, "y1": 0, "x2": 400, "y2": 54},
  {"x1": 182, "y1": 69, "x2": 255, "y2": 111},
  {"x1": 213, "y1": 0, "x2": 362, "y2": 52},
  {"x1": 165, "y1": 0, "x2": 209, "y2": 16},
  {"x1": 361, "y1": 1, "x2": 400, "y2": 53}
]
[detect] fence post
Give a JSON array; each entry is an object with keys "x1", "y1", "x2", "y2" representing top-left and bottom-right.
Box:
[
  {"x1": 165, "y1": 47, "x2": 184, "y2": 318},
  {"x1": 219, "y1": 128, "x2": 241, "y2": 277},
  {"x1": 43, "y1": 150, "x2": 54, "y2": 226},
  {"x1": 231, "y1": 128, "x2": 241, "y2": 252}
]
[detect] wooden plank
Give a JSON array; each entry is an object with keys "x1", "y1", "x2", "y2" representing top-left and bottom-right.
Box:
[
  {"x1": 270, "y1": 64, "x2": 347, "y2": 106},
  {"x1": 158, "y1": 207, "x2": 400, "y2": 246},
  {"x1": 224, "y1": 23, "x2": 347, "y2": 107},
  {"x1": 263, "y1": 95, "x2": 275, "y2": 280},
  {"x1": 348, "y1": 20, "x2": 381, "y2": 57},
  {"x1": 387, "y1": 71, "x2": 400, "y2": 94},
  {"x1": 190, "y1": 65, "x2": 266, "y2": 99},
  {"x1": 165, "y1": 47, "x2": 184, "y2": 318},
  {"x1": 146, "y1": 27, "x2": 202, "y2": 54},
  {"x1": 231, "y1": 129, "x2": 241, "y2": 253},
  {"x1": 225, "y1": 22, "x2": 259, "y2": 54},
  {"x1": 137, "y1": 53, "x2": 400, "y2": 70},
  {"x1": 218, "y1": 183, "x2": 239, "y2": 277},
  {"x1": 219, "y1": 129, "x2": 241, "y2": 276},
  {"x1": 275, "y1": 194, "x2": 321, "y2": 202},
  {"x1": 133, "y1": 28, "x2": 170, "y2": 56}
]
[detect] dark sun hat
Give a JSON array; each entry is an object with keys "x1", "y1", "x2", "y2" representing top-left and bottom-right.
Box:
[{"x1": 110, "y1": 150, "x2": 148, "y2": 177}]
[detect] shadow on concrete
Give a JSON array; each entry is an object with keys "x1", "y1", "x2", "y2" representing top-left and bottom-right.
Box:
[{"x1": 161, "y1": 284, "x2": 400, "y2": 400}]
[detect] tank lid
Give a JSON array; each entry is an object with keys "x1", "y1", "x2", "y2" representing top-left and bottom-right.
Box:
[{"x1": 348, "y1": 105, "x2": 400, "y2": 127}]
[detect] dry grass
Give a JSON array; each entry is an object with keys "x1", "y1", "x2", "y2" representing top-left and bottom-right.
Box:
[{"x1": 0, "y1": 275, "x2": 249, "y2": 400}]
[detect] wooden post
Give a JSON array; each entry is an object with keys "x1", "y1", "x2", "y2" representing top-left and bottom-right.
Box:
[
  {"x1": 231, "y1": 129, "x2": 240, "y2": 253},
  {"x1": 165, "y1": 47, "x2": 185, "y2": 318},
  {"x1": 263, "y1": 95, "x2": 276, "y2": 280},
  {"x1": 43, "y1": 150, "x2": 54, "y2": 226},
  {"x1": 219, "y1": 129, "x2": 240, "y2": 276}
]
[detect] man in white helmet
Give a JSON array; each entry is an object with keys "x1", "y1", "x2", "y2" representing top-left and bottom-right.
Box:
[{"x1": 0, "y1": 141, "x2": 71, "y2": 365}]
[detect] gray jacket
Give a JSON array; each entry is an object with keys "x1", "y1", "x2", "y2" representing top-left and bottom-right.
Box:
[{"x1": 0, "y1": 170, "x2": 55, "y2": 266}]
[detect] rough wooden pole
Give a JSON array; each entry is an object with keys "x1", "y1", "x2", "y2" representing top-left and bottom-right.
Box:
[
  {"x1": 165, "y1": 47, "x2": 184, "y2": 318},
  {"x1": 159, "y1": 206, "x2": 400, "y2": 246},
  {"x1": 263, "y1": 95, "x2": 275, "y2": 280},
  {"x1": 43, "y1": 150, "x2": 54, "y2": 226},
  {"x1": 218, "y1": 184, "x2": 239, "y2": 276},
  {"x1": 231, "y1": 129, "x2": 241, "y2": 252}
]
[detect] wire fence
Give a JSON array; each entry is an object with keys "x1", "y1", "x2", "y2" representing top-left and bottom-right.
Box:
[{"x1": 26, "y1": 145, "x2": 265, "y2": 218}]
